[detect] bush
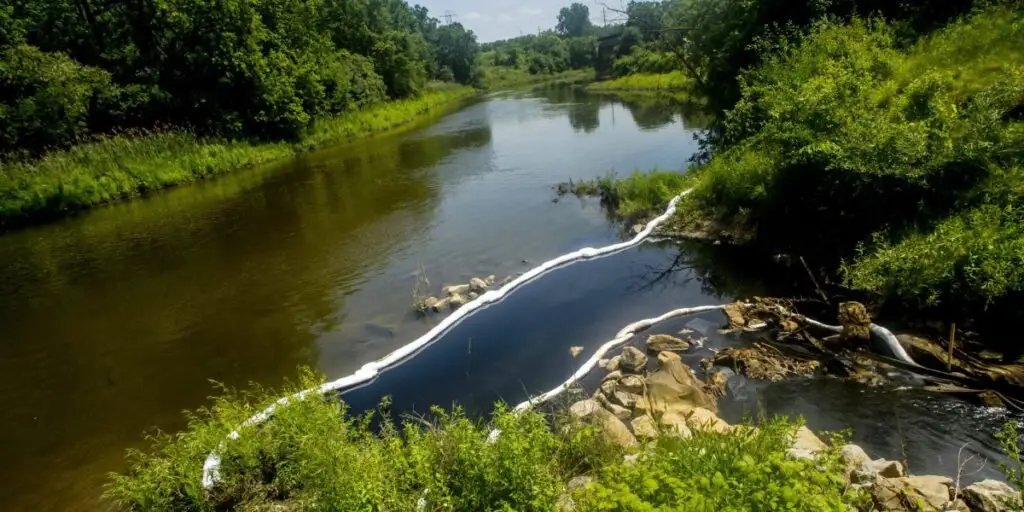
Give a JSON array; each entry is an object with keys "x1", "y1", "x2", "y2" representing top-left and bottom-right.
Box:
[
  {"x1": 685, "y1": 7, "x2": 1024, "y2": 315},
  {"x1": 0, "y1": 44, "x2": 112, "y2": 154},
  {"x1": 575, "y1": 418, "x2": 864, "y2": 511}
]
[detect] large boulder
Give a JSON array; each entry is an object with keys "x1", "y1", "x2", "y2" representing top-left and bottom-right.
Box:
[
  {"x1": 871, "y1": 475, "x2": 952, "y2": 511},
  {"x1": 646, "y1": 334, "x2": 690, "y2": 353},
  {"x1": 606, "y1": 356, "x2": 622, "y2": 372},
  {"x1": 839, "y1": 444, "x2": 872, "y2": 480},
  {"x1": 786, "y1": 426, "x2": 827, "y2": 460},
  {"x1": 443, "y1": 284, "x2": 471, "y2": 296},
  {"x1": 618, "y1": 375, "x2": 645, "y2": 394},
  {"x1": 568, "y1": 399, "x2": 638, "y2": 448},
  {"x1": 645, "y1": 358, "x2": 716, "y2": 415},
  {"x1": 619, "y1": 347, "x2": 648, "y2": 373},
  {"x1": 962, "y1": 479, "x2": 1022, "y2": 512},
  {"x1": 630, "y1": 415, "x2": 660, "y2": 439},
  {"x1": 470, "y1": 277, "x2": 489, "y2": 294}
]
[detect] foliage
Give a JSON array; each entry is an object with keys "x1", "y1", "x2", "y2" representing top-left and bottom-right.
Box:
[
  {"x1": 106, "y1": 369, "x2": 861, "y2": 511},
  {"x1": 574, "y1": 169, "x2": 694, "y2": 220},
  {"x1": 588, "y1": 72, "x2": 694, "y2": 92},
  {"x1": 104, "y1": 369, "x2": 623, "y2": 511},
  {"x1": 0, "y1": 0, "x2": 481, "y2": 154},
  {"x1": 0, "y1": 86, "x2": 475, "y2": 228},
  {"x1": 575, "y1": 418, "x2": 864, "y2": 511},
  {"x1": 557, "y1": 2, "x2": 595, "y2": 38},
  {"x1": 997, "y1": 421, "x2": 1024, "y2": 505},
  {"x1": 683, "y1": 6, "x2": 1024, "y2": 319}
]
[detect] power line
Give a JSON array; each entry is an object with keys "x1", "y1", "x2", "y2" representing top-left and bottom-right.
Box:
[{"x1": 442, "y1": 10, "x2": 456, "y2": 25}]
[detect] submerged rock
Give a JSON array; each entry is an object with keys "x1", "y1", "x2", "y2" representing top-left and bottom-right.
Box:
[
  {"x1": 470, "y1": 277, "x2": 489, "y2": 293},
  {"x1": 448, "y1": 293, "x2": 468, "y2": 309},
  {"x1": 962, "y1": 479, "x2": 1022, "y2": 512},
  {"x1": 443, "y1": 283, "x2": 471, "y2": 297},
  {"x1": 569, "y1": 346, "x2": 584, "y2": 358},
  {"x1": 645, "y1": 334, "x2": 690, "y2": 353}
]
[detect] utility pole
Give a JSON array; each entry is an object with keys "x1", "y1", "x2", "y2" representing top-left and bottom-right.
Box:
[{"x1": 443, "y1": 10, "x2": 455, "y2": 24}]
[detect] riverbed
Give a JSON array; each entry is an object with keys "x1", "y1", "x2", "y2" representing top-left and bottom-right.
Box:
[{"x1": 0, "y1": 86, "x2": 1012, "y2": 511}]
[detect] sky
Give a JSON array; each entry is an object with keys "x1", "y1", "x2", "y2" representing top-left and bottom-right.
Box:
[{"x1": 415, "y1": 0, "x2": 615, "y2": 42}]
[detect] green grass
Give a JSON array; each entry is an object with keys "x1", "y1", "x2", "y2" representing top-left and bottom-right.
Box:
[
  {"x1": 480, "y1": 66, "x2": 594, "y2": 90},
  {"x1": 105, "y1": 369, "x2": 861, "y2": 511},
  {"x1": 587, "y1": 71, "x2": 695, "y2": 92},
  {"x1": 574, "y1": 169, "x2": 694, "y2": 220},
  {"x1": 0, "y1": 86, "x2": 477, "y2": 228}
]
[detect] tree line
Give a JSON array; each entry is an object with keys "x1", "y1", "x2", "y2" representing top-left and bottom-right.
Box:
[{"x1": 0, "y1": 0, "x2": 482, "y2": 156}]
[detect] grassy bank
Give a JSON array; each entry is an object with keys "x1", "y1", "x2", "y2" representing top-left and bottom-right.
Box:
[
  {"x1": 105, "y1": 370, "x2": 859, "y2": 511},
  {"x1": 573, "y1": 170, "x2": 695, "y2": 220},
  {"x1": 481, "y1": 66, "x2": 594, "y2": 90},
  {"x1": 583, "y1": 6, "x2": 1024, "y2": 330},
  {"x1": 587, "y1": 71, "x2": 694, "y2": 92},
  {"x1": 0, "y1": 86, "x2": 477, "y2": 229}
]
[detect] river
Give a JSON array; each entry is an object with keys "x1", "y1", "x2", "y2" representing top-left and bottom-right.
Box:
[{"x1": 0, "y1": 86, "x2": 1012, "y2": 511}]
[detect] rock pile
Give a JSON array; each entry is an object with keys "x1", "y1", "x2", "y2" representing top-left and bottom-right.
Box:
[
  {"x1": 570, "y1": 341, "x2": 727, "y2": 448},
  {"x1": 415, "y1": 275, "x2": 498, "y2": 313}
]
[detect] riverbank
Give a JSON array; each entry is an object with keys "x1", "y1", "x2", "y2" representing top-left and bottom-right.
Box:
[
  {"x1": 586, "y1": 71, "x2": 693, "y2": 92},
  {"x1": 0, "y1": 86, "x2": 477, "y2": 230},
  {"x1": 481, "y1": 67, "x2": 594, "y2": 91}
]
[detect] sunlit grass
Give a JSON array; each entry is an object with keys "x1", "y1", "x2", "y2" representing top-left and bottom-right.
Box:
[
  {"x1": 574, "y1": 169, "x2": 694, "y2": 220},
  {"x1": 587, "y1": 71, "x2": 694, "y2": 92},
  {"x1": 0, "y1": 86, "x2": 477, "y2": 227}
]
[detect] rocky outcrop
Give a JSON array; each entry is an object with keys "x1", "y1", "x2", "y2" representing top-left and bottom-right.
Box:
[
  {"x1": 619, "y1": 347, "x2": 648, "y2": 373},
  {"x1": 569, "y1": 399, "x2": 637, "y2": 448},
  {"x1": 962, "y1": 480, "x2": 1022, "y2": 511},
  {"x1": 871, "y1": 475, "x2": 954, "y2": 511}
]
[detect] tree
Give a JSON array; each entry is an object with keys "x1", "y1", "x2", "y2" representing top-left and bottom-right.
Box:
[
  {"x1": 432, "y1": 23, "x2": 480, "y2": 84},
  {"x1": 556, "y1": 3, "x2": 593, "y2": 38}
]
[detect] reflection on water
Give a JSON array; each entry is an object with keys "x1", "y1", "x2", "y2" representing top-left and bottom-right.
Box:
[{"x1": 0, "y1": 87, "x2": 704, "y2": 511}]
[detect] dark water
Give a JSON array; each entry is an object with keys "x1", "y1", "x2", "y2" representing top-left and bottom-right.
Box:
[{"x1": 0, "y1": 87, "x2": 1009, "y2": 511}]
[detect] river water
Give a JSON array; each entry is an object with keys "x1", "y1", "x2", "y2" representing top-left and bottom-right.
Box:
[{"x1": 0, "y1": 86, "x2": 1012, "y2": 511}]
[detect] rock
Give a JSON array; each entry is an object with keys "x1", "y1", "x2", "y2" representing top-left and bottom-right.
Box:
[
  {"x1": 448, "y1": 293, "x2": 467, "y2": 309},
  {"x1": 431, "y1": 297, "x2": 451, "y2": 312},
  {"x1": 685, "y1": 407, "x2": 731, "y2": 433},
  {"x1": 470, "y1": 277, "x2": 489, "y2": 293},
  {"x1": 467, "y1": 292, "x2": 479, "y2": 301},
  {"x1": 646, "y1": 334, "x2": 690, "y2": 353},
  {"x1": 657, "y1": 351, "x2": 681, "y2": 364},
  {"x1": 568, "y1": 476, "x2": 593, "y2": 491},
  {"x1": 657, "y1": 412, "x2": 693, "y2": 438},
  {"x1": 707, "y1": 370, "x2": 729, "y2": 397},
  {"x1": 786, "y1": 448, "x2": 816, "y2": 461},
  {"x1": 443, "y1": 284, "x2": 471, "y2": 296},
  {"x1": 619, "y1": 347, "x2": 648, "y2": 373},
  {"x1": 605, "y1": 402, "x2": 633, "y2": 423},
  {"x1": 569, "y1": 346, "x2": 584, "y2": 358},
  {"x1": 631, "y1": 415, "x2": 660, "y2": 439},
  {"x1": 606, "y1": 356, "x2": 621, "y2": 372},
  {"x1": 598, "y1": 358, "x2": 610, "y2": 369},
  {"x1": 569, "y1": 399, "x2": 602, "y2": 419},
  {"x1": 418, "y1": 297, "x2": 439, "y2": 312},
  {"x1": 598, "y1": 379, "x2": 618, "y2": 397},
  {"x1": 485, "y1": 275, "x2": 496, "y2": 286},
  {"x1": 839, "y1": 444, "x2": 872, "y2": 475},
  {"x1": 792, "y1": 426, "x2": 827, "y2": 454},
  {"x1": 963, "y1": 479, "x2": 1021, "y2": 512},
  {"x1": 839, "y1": 301, "x2": 872, "y2": 342},
  {"x1": 617, "y1": 375, "x2": 645, "y2": 394},
  {"x1": 871, "y1": 476, "x2": 952, "y2": 511},
  {"x1": 723, "y1": 303, "x2": 747, "y2": 328},
  {"x1": 602, "y1": 370, "x2": 623, "y2": 383},
  {"x1": 897, "y1": 334, "x2": 966, "y2": 373},
  {"x1": 872, "y1": 459, "x2": 906, "y2": 479},
  {"x1": 610, "y1": 390, "x2": 643, "y2": 409},
  {"x1": 645, "y1": 358, "x2": 717, "y2": 415},
  {"x1": 570, "y1": 400, "x2": 637, "y2": 448},
  {"x1": 632, "y1": 224, "x2": 645, "y2": 235}
]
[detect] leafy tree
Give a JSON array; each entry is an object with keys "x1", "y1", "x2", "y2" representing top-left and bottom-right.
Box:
[
  {"x1": 432, "y1": 23, "x2": 480, "y2": 85},
  {"x1": 556, "y1": 2, "x2": 593, "y2": 38}
]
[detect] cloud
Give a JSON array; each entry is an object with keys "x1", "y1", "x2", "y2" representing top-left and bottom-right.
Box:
[
  {"x1": 498, "y1": 13, "x2": 513, "y2": 21},
  {"x1": 465, "y1": 11, "x2": 483, "y2": 19},
  {"x1": 518, "y1": 7, "x2": 543, "y2": 16}
]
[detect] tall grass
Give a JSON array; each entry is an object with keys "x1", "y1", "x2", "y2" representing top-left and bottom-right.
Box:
[
  {"x1": 0, "y1": 86, "x2": 477, "y2": 228},
  {"x1": 587, "y1": 71, "x2": 694, "y2": 92},
  {"x1": 574, "y1": 169, "x2": 694, "y2": 220},
  {"x1": 480, "y1": 67, "x2": 594, "y2": 90},
  {"x1": 105, "y1": 369, "x2": 860, "y2": 511}
]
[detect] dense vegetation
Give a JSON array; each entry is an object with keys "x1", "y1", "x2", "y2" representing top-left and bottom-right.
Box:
[
  {"x1": 0, "y1": 0, "x2": 484, "y2": 226},
  {"x1": 106, "y1": 371, "x2": 861, "y2": 511}
]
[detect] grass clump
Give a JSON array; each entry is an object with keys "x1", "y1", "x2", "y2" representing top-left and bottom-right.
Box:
[
  {"x1": 574, "y1": 169, "x2": 693, "y2": 221},
  {"x1": 587, "y1": 71, "x2": 694, "y2": 92},
  {"x1": 480, "y1": 67, "x2": 594, "y2": 91},
  {"x1": 0, "y1": 86, "x2": 476, "y2": 229},
  {"x1": 679, "y1": 6, "x2": 1024, "y2": 321},
  {"x1": 106, "y1": 369, "x2": 861, "y2": 511}
]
